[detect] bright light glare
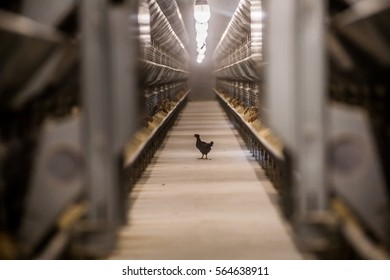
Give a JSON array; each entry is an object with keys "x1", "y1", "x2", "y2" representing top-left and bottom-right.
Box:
[
  {"x1": 194, "y1": 1, "x2": 210, "y2": 63},
  {"x1": 252, "y1": 10, "x2": 262, "y2": 19},
  {"x1": 197, "y1": 46, "x2": 206, "y2": 54},
  {"x1": 197, "y1": 42, "x2": 205, "y2": 48},
  {"x1": 138, "y1": 3, "x2": 150, "y2": 24},
  {"x1": 138, "y1": 3, "x2": 151, "y2": 43},
  {"x1": 196, "y1": 32, "x2": 208, "y2": 42},
  {"x1": 252, "y1": 7, "x2": 266, "y2": 20},
  {"x1": 195, "y1": 21, "x2": 208, "y2": 33},
  {"x1": 194, "y1": 4, "x2": 210, "y2": 23},
  {"x1": 196, "y1": 36, "x2": 206, "y2": 44}
]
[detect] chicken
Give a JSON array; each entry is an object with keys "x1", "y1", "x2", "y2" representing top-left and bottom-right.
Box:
[
  {"x1": 194, "y1": 134, "x2": 214, "y2": 159},
  {"x1": 244, "y1": 106, "x2": 258, "y2": 123}
]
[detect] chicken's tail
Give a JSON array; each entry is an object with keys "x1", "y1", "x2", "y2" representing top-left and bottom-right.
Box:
[{"x1": 209, "y1": 141, "x2": 214, "y2": 147}]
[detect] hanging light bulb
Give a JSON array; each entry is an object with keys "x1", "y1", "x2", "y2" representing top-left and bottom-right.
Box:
[
  {"x1": 195, "y1": 21, "x2": 208, "y2": 33},
  {"x1": 197, "y1": 54, "x2": 205, "y2": 63},
  {"x1": 194, "y1": 0, "x2": 210, "y2": 23},
  {"x1": 194, "y1": 0, "x2": 210, "y2": 64},
  {"x1": 197, "y1": 46, "x2": 206, "y2": 54},
  {"x1": 196, "y1": 31, "x2": 208, "y2": 43},
  {"x1": 197, "y1": 41, "x2": 205, "y2": 49},
  {"x1": 197, "y1": 54, "x2": 205, "y2": 61}
]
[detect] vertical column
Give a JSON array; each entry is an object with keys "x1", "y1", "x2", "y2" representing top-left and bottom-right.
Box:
[
  {"x1": 296, "y1": 0, "x2": 327, "y2": 216},
  {"x1": 267, "y1": 0, "x2": 298, "y2": 151},
  {"x1": 79, "y1": 0, "x2": 139, "y2": 256},
  {"x1": 267, "y1": 0, "x2": 328, "y2": 248},
  {"x1": 81, "y1": 0, "x2": 113, "y2": 223}
]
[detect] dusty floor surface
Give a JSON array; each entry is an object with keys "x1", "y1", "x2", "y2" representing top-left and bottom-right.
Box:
[{"x1": 109, "y1": 101, "x2": 302, "y2": 259}]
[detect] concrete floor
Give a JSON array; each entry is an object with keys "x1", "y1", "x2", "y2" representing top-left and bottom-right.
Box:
[{"x1": 109, "y1": 101, "x2": 302, "y2": 259}]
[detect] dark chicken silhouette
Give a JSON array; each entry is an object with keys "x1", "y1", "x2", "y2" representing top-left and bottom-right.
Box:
[{"x1": 194, "y1": 134, "x2": 214, "y2": 159}]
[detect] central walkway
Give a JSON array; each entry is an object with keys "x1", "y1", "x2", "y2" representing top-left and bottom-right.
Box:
[{"x1": 109, "y1": 101, "x2": 302, "y2": 259}]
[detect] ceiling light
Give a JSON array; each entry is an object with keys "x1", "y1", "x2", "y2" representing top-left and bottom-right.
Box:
[
  {"x1": 197, "y1": 46, "x2": 206, "y2": 54},
  {"x1": 197, "y1": 54, "x2": 205, "y2": 61},
  {"x1": 194, "y1": 0, "x2": 210, "y2": 23},
  {"x1": 195, "y1": 21, "x2": 208, "y2": 33},
  {"x1": 196, "y1": 32, "x2": 208, "y2": 42}
]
